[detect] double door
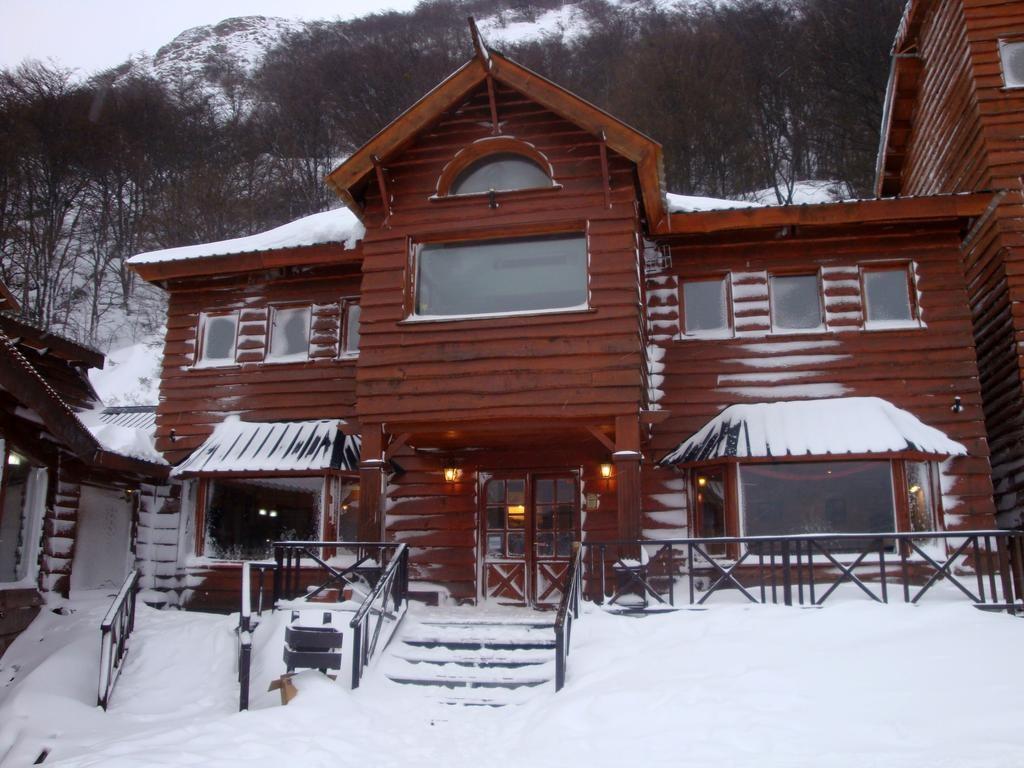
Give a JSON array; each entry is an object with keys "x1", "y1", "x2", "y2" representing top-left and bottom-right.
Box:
[{"x1": 481, "y1": 471, "x2": 579, "y2": 606}]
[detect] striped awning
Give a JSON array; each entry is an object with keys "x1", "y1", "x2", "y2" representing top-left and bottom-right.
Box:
[
  {"x1": 171, "y1": 417, "x2": 360, "y2": 476},
  {"x1": 660, "y1": 397, "x2": 966, "y2": 466}
]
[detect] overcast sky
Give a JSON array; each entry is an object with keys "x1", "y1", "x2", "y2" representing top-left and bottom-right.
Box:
[{"x1": 0, "y1": 0, "x2": 423, "y2": 75}]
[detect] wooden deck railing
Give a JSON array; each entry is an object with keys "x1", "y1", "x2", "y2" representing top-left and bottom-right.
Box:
[{"x1": 98, "y1": 569, "x2": 140, "y2": 710}]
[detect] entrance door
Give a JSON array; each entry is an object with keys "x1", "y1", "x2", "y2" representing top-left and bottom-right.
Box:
[{"x1": 481, "y1": 472, "x2": 579, "y2": 607}]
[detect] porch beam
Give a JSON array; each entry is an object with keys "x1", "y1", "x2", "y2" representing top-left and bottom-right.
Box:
[
  {"x1": 384, "y1": 432, "x2": 412, "y2": 460},
  {"x1": 585, "y1": 425, "x2": 615, "y2": 453},
  {"x1": 614, "y1": 415, "x2": 642, "y2": 541}
]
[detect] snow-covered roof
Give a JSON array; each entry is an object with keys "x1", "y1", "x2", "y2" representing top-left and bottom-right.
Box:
[
  {"x1": 128, "y1": 207, "x2": 365, "y2": 266},
  {"x1": 171, "y1": 416, "x2": 360, "y2": 476},
  {"x1": 661, "y1": 397, "x2": 966, "y2": 466},
  {"x1": 98, "y1": 405, "x2": 157, "y2": 431},
  {"x1": 666, "y1": 192, "x2": 762, "y2": 214},
  {"x1": 78, "y1": 408, "x2": 166, "y2": 465}
]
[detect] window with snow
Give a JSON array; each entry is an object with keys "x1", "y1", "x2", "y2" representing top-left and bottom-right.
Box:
[
  {"x1": 682, "y1": 277, "x2": 730, "y2": 336},
  {"x1": 341, "y1": 299, "x2": 360, "y2": 357},
  {"x1": 266, "y1": 305, "x2": 311, "y2": 363},
  {"x1": 769, "y1": 274, "x2": 823, "y2": 332},
  {"x1": 740, "y1": 461, "x2": 897, "y2": 552},
  {"x1": 197, "y1": 311, "x2": 239, "y2": 367},
  {"x1": 863, "y1": 266, "x2": 915, "y2": 327},
  {"x1": 413, "y1": 234, "x2": 588, "y2": 318},
  {"x1": 203, "y1": 477, "x2": 321, "y2": 560},
  {"x1": 1000, "y1": 40, "x2": 1024, "y2": 88},
  {"x1": 0, "y1": 443, "x2": 47, "y2": 583},
  {"x1": 450, "y1": 153, "x2": 553, "y2": 195}
]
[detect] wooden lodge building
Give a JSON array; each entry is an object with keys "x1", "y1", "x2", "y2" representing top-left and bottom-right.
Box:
[
  {"x1": 0, "y1": 0, "x2": 1007, "y2": 612},
  {"x1": 120, "y1": 8, "x2": 1012, "y2": 612}
]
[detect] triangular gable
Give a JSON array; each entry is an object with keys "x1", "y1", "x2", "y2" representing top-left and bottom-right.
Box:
[{"x1": 326, "y1": 44, "x2": 669, "y2": 232}]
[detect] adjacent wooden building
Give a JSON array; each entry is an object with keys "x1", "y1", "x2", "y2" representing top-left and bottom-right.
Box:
[{"x1": 124, "y1": 12, "x2": 1020, "y2": 610}]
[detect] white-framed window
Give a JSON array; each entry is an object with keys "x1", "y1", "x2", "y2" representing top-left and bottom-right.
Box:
[
  {"x1": 196, "y1": 311, "x2": 239, "y2": 367},
  {"x1": 769, "y1": 273, "x2": 823, "y2": 332},
  {"x1": 412, "y1": 233, "x2": 588, "y2": 319},
  {"x1": 341, "y1": 299, "x2": 360, "y2": 357},
  {"x1": 863, "y1": 265, "x2": 916, "y2": 328},
  {"x1": 266, "y1": 305, "x2": 311, "y2": 363},
  {"x1": 450, "y1": 153, "x2": 553, "y2": 196},
  {"x1": 681, "y1": 276, "x2": 731, "y2": 337},
  {"x1": 999, "y1": 39, "x2": 1024, "y2": 88}
]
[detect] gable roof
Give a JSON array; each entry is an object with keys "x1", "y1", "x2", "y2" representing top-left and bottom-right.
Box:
[{"x1": 325, "y1": 40, "x2": 669, "y2": 232}]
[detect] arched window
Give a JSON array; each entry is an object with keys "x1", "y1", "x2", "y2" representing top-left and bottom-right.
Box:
[{"x1": 450, "y1": 152, "x2": 553, "y2": 195}]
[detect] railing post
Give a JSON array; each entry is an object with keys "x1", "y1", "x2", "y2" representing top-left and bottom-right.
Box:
[
  {"x1": 781, "y1": 538, "x2": 792, "y2": 607},
  {"x1": 273, "y1": 545, "x2": 283, "y2": 605}
]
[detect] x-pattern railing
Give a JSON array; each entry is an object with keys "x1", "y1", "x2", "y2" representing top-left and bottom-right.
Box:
[
  {"x1": 272, "y1": 540, "x2": 401, "y2": 604},
  {"x1": 582, "y1": 531, "x2": 1024, "y2": 612}
]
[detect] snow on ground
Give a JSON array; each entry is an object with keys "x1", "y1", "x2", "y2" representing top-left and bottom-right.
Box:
[
  {"x1": 1, "y1": 598, "x2": 1022, "y2": 767},
  {"x1": 88, "y1": 334, "x2": 163, "y2": 407}
]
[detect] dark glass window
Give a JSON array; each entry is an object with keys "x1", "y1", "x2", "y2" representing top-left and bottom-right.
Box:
[
  {"x1": 415, "y1": 234, "x2": 588, "y2": 317},
  {"x1": 484, "y1": 478, "x2": 527, "y2": 559},
  {"x1": 204, "y1": 477, "x2": 321, "y2": 559},
  {"x1": 683, "y1": 278, "x2": 729, "y2": 335},
  {"x1": 534, "y1": 477, "x2": 576, "y2": 558},
  {"x1": 740, "y1": 461, "x2": 896, "y2": 552},
  {"x1": 693, "y1": 467, "x2": 727, "y2": 554},
  {"x1": 864, "y1": 268, "x2": 914, "y2": 324},
  {"x1": 770, "y1": 274, "x2": 822, "y2": 331},
  {"x1": 451, "y1": 153, "x2": 552, "y2": 195}
]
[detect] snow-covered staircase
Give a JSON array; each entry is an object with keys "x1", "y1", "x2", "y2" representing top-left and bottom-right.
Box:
[{"x1": 379, "y1": 611, "x2": 557, "y2": 706}]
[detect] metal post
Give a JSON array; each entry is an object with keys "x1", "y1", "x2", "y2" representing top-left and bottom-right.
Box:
[{"x1": 781, "y1": 538, "x2": 792, "y2": 607}]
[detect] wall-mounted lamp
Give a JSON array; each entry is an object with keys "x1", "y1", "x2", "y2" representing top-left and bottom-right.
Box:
[
  {"x1": 123, "y1": 488, "x2": 139, "y2": 501},
  {"x1": 600, "y1": 463, "x2": 613, "y2": 479},
  {"x1": 7, "y1": 452, "x2": 22, "y2": 466},
  {"x1": 908, "y1": 484, "x2": 921, "y2": 494},
  {"x1": 443, "y1": 466, "x2": 463, "y2": 483},
  {"x1": 169, "y1": 428, "x2": 177, "y2": 443},
  {"x1": 696, "y1": 475, "x2": 707, "y2": 487},
  {"x1": 951, "y1": 396, "x2": 964, "y2": 414}
]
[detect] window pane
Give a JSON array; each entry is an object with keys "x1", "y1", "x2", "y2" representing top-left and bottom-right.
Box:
[
  {"x1": 683, "y1": 278, "x2": 729, "y2": 334},
  {"x1": 487, "y1": 506, "x2": 504, "y2": 530},
  {"x1": 415, "y1": 235, "x2": 587, "y2": 317},
  {"x1": 205, "y1": 476, "x2": 321, "y2": 560},
  {"x1": 536, "y1": 479, "x2": 554, "y2": 504},
  {"x1": 694, "y1": 468, "x2": 727, "y2": 539},
  {"x1": 343, "y1": 302, "x2": 361, "y2": 354},
  {"x1": 537, "y1": 507, "x2": 554, "y2": 530},
  {"x1": 535, "y1": 533, "x2": 555, "y2": 557},
  {"x1": 507, "y1": 480, "x2": 525, "y2": 506},
  {"x1": 487, "y1": 534, "x2": 504, "y2": 557},
  {"x1": 556, "y1": 478, "x2": 574, "y2": 501},
  {"x1": 770, "y1": 275, "x2": 822, "y2": 330},
  {"x1": 508, "y1": 532, "x2": 525, "y2": 556},
  {"x1": 268, "y1": 307, "x2": 310, "y2": 361},
  {"x1": 864, "y1": 269, "x2": 913, "y2": 323},
  {"x1": 507, "y1": 504, "x2": 526, "y2": 528},
  {"x1": 486, "y1": 480, "x2": 505, "y2": 504},
  {"x1": 906, "y1": 462, "x2": 935, "y2": 532},
  {"x1": 556, "y1": 532, "x2": 574, "y2": 557},
  {"x1": 740, "y1": 462, "x2": 895, "y2": 552},
  {"x1": 1, "y1": 455, "x2": 35, "y2": 582},
  {"x1": 201, "y1": 314, "x2": 237, "y2": 363},
  {"x1": 555, "y1": 503, "x2": 573, "y2": 531},
  {"x1": 1002, "y1": 41, "x2": 1024, "y2": 87},
  {"x1": 451, "y1": 153, "x2": 552, "y2": 195}
]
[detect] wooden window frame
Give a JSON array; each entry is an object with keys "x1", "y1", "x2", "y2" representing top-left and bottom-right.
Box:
[
  {"x1": 339, "y1": 297, "x2": 361, "y2": 359},
  {"x1": 264, "y1": 303, "x2": 312, "y2": 365},
  {"x1": 860, "y1": 262, "x2": 919, "y2": 330},
  {"x1": 768, "y1": 269, "x2": 824, "y2": 334},
  {"x1": 194, "y1": 310, "x2": 240, "y2": 368},
  {"x1": 403, "y1": 224, "x2": 592, "y2": 323},
  {"x1": 679, "y1": 273, "x2": 733, "y2": 339},
  {"x1": 434, "y1": 137, "x2": 559, "y2": 199}
]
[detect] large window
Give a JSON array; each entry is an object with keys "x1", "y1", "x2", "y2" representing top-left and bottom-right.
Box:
[
  {"x1": 770, "y1": 274, "x2": 823, "y2": 332},
  {"x1": 266, "y1": 306, "x2": 311, "y2": 363},
  {"x1": 0, "y1": 445, "x2": 47, "y2": 583},
  {"x1": 863, "y1": 266, "x2": 915, "y2": 327},
  {"x1": 1000, "y1": 39, "x2": 1024, "y2": 88},
  {"x1": 203, "y1": 476, "x2": 321, "y2": 559},
  {"x1": 682, "y1": 277, "x2": 730, "y2": 336},
  {"x1": 451, "y1": 153, "x2": 553, "y2": 195},
  {"x1": 740, "y1": 461, "x2": 896, "y2": 549},
  {"x1": 196, "y1": 311, "x2": 239, "y2": 367},
  {"x1": 414, "y1": 234, "x2": 588, "y2": 318}
]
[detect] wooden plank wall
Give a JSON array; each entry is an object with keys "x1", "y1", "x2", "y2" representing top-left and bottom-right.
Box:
[
  {"x1": 896, "y1": 0, "x2": 1024, "y2": 521},
  {"x1": 354, "y1": 80, "x2": 647, "y2": 427},
  {"x1": 644, "y1": 220, "x2": 997, "y2": 529},
  {"x1": 156, "y1": 263, "x2": 362, "y2": 464}
]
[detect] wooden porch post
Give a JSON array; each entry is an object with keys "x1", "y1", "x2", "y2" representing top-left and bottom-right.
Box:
[
  {"x1": 614, "y1": 415, "x2": 642, "y2": 542},
  {"x1": 358, "y1": 424, "x2": 385, "y2": 542}
]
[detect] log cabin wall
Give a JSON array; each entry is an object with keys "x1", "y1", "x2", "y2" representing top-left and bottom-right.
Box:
[
  {"x1": 353, "y1": 80, "x2": 647, "y2": 429},
  {"x1": 645, "y1": 219, "x2": 997, "y2": 530},
  {"x1": 884, "y1": 0, "x2": 1024, "y2": 521},
  {"x1": 154, "y1": 261, "x2": 362, "y2": 464}
]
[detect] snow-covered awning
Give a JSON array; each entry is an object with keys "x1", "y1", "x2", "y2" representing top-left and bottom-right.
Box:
[
  {"x1": 660, "y1": 397, "x2": 966, "y2": 466},
  {"x1": 171, "y1": 417, "x2": 360, "y2": 477},
  {"x1": 128, "y1": 207, "x2": 365, "y2": 266}
]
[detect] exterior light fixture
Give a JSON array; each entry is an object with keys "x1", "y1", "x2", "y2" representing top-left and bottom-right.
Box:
[
  {"x1": 696, "y1": 476, "x2": 707, "y2": 487},
  {"x1": 443, "y1": 466, "x2": 462, "y2": 483},
  {"x1": 951, "y1": 396, "x2": 964, "y2": 413},
  {"x1": 909, "y1": 484, "x2": 921, "y2": 494},
  {"x1": 269, "y1": 510, "x2": 278, "y2": 518},
  {"x1": 600, "y1": 463, "x2": 613, "y2": 479},
  {"x1": 258, "y1": 508, "x2": 268, "y2": 516},
  {"x1": 7, "y1": 453, "x2": 22, "y2": 466}
]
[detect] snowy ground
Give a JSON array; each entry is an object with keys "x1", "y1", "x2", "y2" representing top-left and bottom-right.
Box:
[{"x1": 1, "y1": 598, "x2": 1021, "y2": 767}]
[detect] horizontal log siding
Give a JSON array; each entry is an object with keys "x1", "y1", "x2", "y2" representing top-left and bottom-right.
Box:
[
  {"x1": 647, "y1": 220, "x2": 996, "y2": 528},
  {"x1": 354, "y1": 81, "x2": 646, "y2": 427},
  {"x1": 155, "y1": 264, "x2": 361, "y2": 463},
  {"x1": 895, "y1": 0, "x2": 1024, "y2": 520}
]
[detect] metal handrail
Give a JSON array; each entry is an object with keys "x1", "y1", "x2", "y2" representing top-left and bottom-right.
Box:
[
  {"x1": 349, "y1": 544, "x2": 409, "y2": 689},
  {"x1": 238, "y1": 561, "x2": 255, "y2": 711},
  {"x1": 272, "y1": 540, "x2": 401, "y2": 604},
  {"x1": 554, "y1": 545, "x2": 583, "y2": 692},
  {"x1": 98, "y1": 569, "x2": 140, "y2": 710}
]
